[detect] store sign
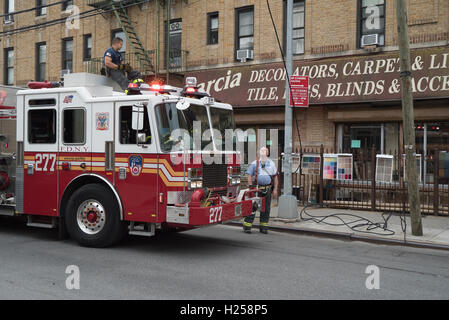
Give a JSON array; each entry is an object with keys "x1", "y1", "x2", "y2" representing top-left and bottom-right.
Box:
[
  {"x1": 289, "y1": 76, "x2": 309, "y2": 107},
  {"x1": 187, "y1": 46, "x2": 449, "y2": 107}
]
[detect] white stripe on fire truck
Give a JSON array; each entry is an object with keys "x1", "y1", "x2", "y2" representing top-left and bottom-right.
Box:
[
  {"x1": 25, "y1": 158, "x2": 184, "y2": 183},
  {"x1": 115, "y1": 162, "x2": 128, "y2": 168},
  {"x1": 114, "y1": 161, "x2": 184, "y2": 182},
  {"x1": 143, "y1": 163, "x2": 185, "y2": 182}
]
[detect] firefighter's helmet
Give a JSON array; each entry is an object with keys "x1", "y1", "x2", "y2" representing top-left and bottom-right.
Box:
[{"x1": 125, "y1": 79, "x2": 144, "y2": 95}]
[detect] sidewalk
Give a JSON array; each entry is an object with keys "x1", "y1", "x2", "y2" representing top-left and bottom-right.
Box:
[{"x1": 229, "y1": 202, "x2": 449, "y2": 251}]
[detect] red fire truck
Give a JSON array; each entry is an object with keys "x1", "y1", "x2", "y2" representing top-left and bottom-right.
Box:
[{"x1": 0, "y1": 73, "x2": 263, "y2": 247}]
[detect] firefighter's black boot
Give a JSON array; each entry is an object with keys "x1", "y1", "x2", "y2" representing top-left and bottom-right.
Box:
[
  {"x1": 259, "y1": 223, "x2": 269, "y2": 234},
  {"x1": 243, "y1": 221, "x2": 252, "y2": 234}
]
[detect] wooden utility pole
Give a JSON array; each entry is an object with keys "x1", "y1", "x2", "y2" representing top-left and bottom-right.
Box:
[{"x1": 395, "y1": 0, "x2": 423, "y2": 236}]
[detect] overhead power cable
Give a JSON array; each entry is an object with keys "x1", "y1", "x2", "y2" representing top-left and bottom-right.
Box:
[
  {"x1": 0, "y1": 0, "x2": 150, "y2": 37},
  {"x1": 0, "y1": 1, "x2": 69, "y2": 19},
  {"x1": 265, "y1": 0, "x2": 303, "y2": 155}
]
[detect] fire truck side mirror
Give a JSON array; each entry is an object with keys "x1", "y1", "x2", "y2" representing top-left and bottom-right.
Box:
[
  {"x1": 137, "y1": 133, "x2": 146, "y2": 144},
  {"x1": 132, "y1": 103, "x2": 144, "y2": 131},
  {"x1": 176, "y1": 98, "x2": 190, "y2": 111}
]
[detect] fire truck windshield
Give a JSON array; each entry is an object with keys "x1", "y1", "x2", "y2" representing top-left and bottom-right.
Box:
[
  {"x1": 210, "y1": 107, "x2": 235, "y2": 151},
  {"x1": 155, "y1": 102, "x2": 210, "y2": 152}
]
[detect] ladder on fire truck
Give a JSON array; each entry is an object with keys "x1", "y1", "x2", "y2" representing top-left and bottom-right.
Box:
[{"x1": 88, "y1": 0, "x2": 154, "y2": 74}]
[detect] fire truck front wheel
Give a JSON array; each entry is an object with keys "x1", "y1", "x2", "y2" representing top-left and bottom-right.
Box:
[{"x1": 65, "y1": 184, "x2": 127, "y2": 248}]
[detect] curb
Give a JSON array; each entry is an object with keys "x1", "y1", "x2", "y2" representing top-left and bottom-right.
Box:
[{"x1": 225, "y1": 221, "x2": 449, "y2": 252}]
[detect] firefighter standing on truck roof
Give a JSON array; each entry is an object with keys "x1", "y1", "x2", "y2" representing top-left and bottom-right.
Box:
[
  {"x1": 243, "y1": 147, "x2": 279, "y2": 234},
  {"x1": 103, "y1": 37, "x2": 132, "y2": 91}
]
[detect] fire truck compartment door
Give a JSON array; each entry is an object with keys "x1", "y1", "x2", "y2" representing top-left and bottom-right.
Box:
[
  {"x1": 23, "y1": 93, "x2": 59, "y2": 216},
  {"x1": 114, "y1": 102, "x2": 158, "y2": 223},
  {"x1": 58, "y1": 100, "x2": 92, "y2": 209}
]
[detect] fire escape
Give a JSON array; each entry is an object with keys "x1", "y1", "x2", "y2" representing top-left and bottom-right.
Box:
[
  {"x1": 87, "y1": 0, "x2": 188, "y2": 86},
  {"x1": 87, "y1": 0, "x2": 154, "y2": 76}
]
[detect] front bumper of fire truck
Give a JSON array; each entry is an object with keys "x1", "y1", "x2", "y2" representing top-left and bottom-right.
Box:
[{"x1": 166, "y1": 193, "x2": 265, "y2": 226}]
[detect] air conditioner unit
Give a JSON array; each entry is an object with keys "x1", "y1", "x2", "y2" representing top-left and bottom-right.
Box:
[
  {"x1": 361, "y1": 34, "x2": 380, "y2": 47},
  {"x1": 3, "y1": 14, "x2": 14, "y2": 24},
  {"x1": 237, "y1": 49, "x2": 254, "y2": 62}
]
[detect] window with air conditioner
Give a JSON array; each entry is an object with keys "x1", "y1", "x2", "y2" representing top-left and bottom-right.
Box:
[
  {"x1": 359, "y1": 0, "x2": 385, "y2": 48},
  {"x1": 235, "y1": 6, "x2": 254, "y2": 61}
]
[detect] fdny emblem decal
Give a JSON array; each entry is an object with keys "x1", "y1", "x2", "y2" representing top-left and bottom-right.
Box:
[
  {"x1": 129, "y1": 155, "x2": 143, "y2": 176},
  {"x1": 96, "y1": 112, "x2": 109, "y2": 131},
  {"x1": 63, "y1": 95, "x2": 74, "y2": 104}
]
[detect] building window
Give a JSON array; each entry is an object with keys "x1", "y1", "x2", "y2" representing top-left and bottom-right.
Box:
[
  {"x1": 292, "y1": 0, "x2": 305, "y2": 55},
  {"x1": 236, "y1": 6, "x2": 254, "y2": 54},
  {"x1": 63, "y1": 109, "x2": 85, "y2": 144},
  {"x1": 165, "y1": 20, "x2": 182, "y2": 69},
  {"x1": 36, "y1": 0, "x2": 47, "y2": 17},
  {"x1": 359, "y1": 0, "x2": 385, "y2": 47},
  {"x1": 83, "y1": 34, "x2": 92, "y2": 61},
  {"x1": 4, "y1": 0, "x2": 14, "y2": 23},
  {"x1": 36, "y1": 43, "x2": 46, "y2": 82},
  {"x1": 284, "y1": 0, "x2": 305, "y2": 55},
  {"x1": 4, "y1": 48, "x2": 14, "y2": 85},
  {"x1": 342, "y1": 123, "x2": 383, "y2": 154},
  {"x1": 62, "y1": 0, "x2": 73, "y2": 11},
  {"x1": 62, "y1": 38, "x2": 73, "y2": 72},
  {"x1": 28, "y1": 109, "x2": 57, "y2": 144},
  {"x1": 207, "y1": 12, "x2": 219, "y2": 45},
  {"x1": 112, "y1": 30, "x2": 126, "y2": 54}
]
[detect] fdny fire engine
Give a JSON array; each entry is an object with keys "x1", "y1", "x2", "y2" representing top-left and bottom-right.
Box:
[{"x1": 0, "y1": 73, "x2": 263, "y2": 247}]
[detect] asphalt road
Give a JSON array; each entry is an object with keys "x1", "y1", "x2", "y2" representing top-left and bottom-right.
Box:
[{"x1": 1, "y1": 216, "x2": 449, "y2": 300}]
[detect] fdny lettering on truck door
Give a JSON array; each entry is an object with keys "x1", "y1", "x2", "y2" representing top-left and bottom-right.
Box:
[{"x1": 58, "y1": 101, "x2": 92, "y2": 206}]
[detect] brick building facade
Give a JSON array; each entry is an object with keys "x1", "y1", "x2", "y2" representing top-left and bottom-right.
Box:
[{"x1": 1, "y1": 0, "x2": 449, "y2": 175}]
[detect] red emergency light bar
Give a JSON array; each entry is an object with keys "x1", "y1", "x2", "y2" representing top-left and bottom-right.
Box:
[
  {"x1": 28, "y1": 81, "x2": 62, "y2": 89},
  {"x1": 181, "y1": 87, "x2": 209, "y2": 98}
]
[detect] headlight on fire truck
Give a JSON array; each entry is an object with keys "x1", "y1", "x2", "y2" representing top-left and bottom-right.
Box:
[{"x1": 188, "y1": 168, "x2": 203, "y2": 190}]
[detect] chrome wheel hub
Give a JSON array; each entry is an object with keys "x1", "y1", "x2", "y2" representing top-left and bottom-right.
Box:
[{"x1": 76, "y1": 200, "x2": 106, "y2": 235}]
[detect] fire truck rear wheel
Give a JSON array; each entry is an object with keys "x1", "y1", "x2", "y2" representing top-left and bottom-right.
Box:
[{"x1": 65, "y1": 184, "x2": 127, "y2": 248}]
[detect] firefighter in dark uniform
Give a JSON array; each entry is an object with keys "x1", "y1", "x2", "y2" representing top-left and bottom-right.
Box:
[
  {"x1": 243, "y1": 147, "x2": 279, "y2": 234},
  {"x1": 103, "y1": 37, "x2": 132, "y2": 91}
]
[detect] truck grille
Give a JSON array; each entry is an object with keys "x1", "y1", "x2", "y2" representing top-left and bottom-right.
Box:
[{"x1": 203, "y1": 162, "x2": 227, "y2": 194}]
